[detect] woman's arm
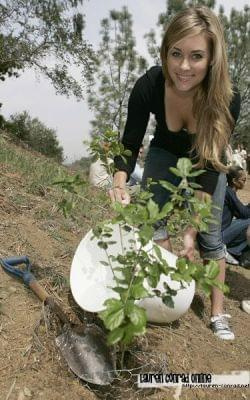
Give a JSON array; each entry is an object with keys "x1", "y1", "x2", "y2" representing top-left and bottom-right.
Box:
[
  {"x1": 109, "y1": 171, "x2": 131, "y2": 205},
  {"x1": 114, "y1": 69, "x2": 154, "y2": 181}
]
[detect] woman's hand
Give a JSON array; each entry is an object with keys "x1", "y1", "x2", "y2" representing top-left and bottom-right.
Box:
[
  {"x1": 109, "y1": 171, "x2": 131, "y2": 206},
  {"x1": 109, "y1": 186, "x2": 130, "y2": 205},
  {"x1": 180, "y1": 226, "x2": 197, "y2": 261}
]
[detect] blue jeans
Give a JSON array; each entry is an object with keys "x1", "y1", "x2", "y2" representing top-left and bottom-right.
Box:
[
  {"x1": 141, "y1": 147, "x2": 226, "y2": 260},
  {"x1": 222, "y1": 218, "x2": 250, "y2": 256}
]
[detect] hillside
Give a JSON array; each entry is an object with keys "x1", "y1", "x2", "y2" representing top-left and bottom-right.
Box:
[{"x1": 0, "y1": 137, "x2": 249, "y2": 400}]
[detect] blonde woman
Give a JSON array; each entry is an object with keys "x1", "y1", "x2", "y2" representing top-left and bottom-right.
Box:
[{"x1": 110, "y1": 6, "x2": 241, "y2": 340}]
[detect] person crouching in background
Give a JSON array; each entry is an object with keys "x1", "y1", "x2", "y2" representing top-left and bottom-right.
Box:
[{"x1": 222, "y1": 166, "x2": 250, "y2": 267}]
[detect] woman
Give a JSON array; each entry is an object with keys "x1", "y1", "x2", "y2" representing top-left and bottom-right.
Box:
[
  {"x1": 110, "y1": 7, "x2": 241, "y2": 340},
  {"x1": 222, "y1": 166, "x2": 250, "y2": 266}
]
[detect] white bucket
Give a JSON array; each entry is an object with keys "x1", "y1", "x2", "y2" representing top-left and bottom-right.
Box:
[{"x1": 70, "y1": 223, "x2": 195, "y2": 323}]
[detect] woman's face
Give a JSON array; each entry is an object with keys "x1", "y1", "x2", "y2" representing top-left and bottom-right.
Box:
[
  {"x1": 167, "y1": 33, "x2": 211, "y2": 94},
  {"x1": 234, "y1": 171, "x2": 247, "y2": 190}
]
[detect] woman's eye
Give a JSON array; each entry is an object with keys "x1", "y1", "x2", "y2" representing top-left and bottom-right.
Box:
[
  {"x1": 192, "y1": 53, "x2": 203, "y2": 59},
  {"x1": 171, "y1": 51, "x2": 181, "y2": 57}
]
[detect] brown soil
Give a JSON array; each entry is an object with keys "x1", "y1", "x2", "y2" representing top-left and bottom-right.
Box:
[{"x1": 0, "y1": 165, "x2": 249, "y2": 400}]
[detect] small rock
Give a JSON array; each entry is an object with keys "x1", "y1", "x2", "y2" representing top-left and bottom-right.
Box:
[
  {"x1": 8, "y1": 286, "x2": 17, "y2": 293},
  {"x1": 23, "y1": 387, "x2": 32, "y2": 397}
]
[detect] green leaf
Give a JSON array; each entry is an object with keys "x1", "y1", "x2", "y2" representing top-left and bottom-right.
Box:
[
  {"x1": 169, "y1": 167, "x2": 183, "y2": 177},
  {"x1": 199, "y1": 280, "x2": 212, "y2": 296},
  {"x1": 97, "y1": 241, "x2": 108, "y2": 250},
  {"x1": 138, "y1": 225, "x2": 154, "y2": 245},
  {"x1": 112, "y1": 287, "x2": 128, "y2": 294},
  {"x1": 100, "y1": 261, "x2": 109, "y2": 266},
  {"x1": 105, "y1": 308, "x2": 125, "y2": 330},
  {"x1": 185, "y1": 262, "x2": 197, "y2": 276},
  {"x1": 176, "y1": 257, "x2": 187, "y2": 273},
  {"x1": 122, "y1": 323, "x2": 146, "y2": 345},
  {"x1": 217, "y1": 282, "x2": 230, "y2": 294},
  {"x1": 170, "y1": 273, "x2": 182, "y2": 282},
  {"x1": 103, "y1": 298, "x2": 122, "y2": 311},
  {"x1": 127, "y1": 304, "x2": 147, "y2": 326},
  {"x1": 159, "y1": 202, "x2": 173, "y2": 217},
  {"x1": 123, "y1": 149, "x2": 132, "y2": 156},
  {"x1": 162, "y1": 295, "x2": 174, "y2": 308},
  {"x1": 177, "y1": 158, "x2": 192, "y2": 176},
  {"x1": 159, "y1": 180, "x2": 176, "y2": 193},
  {"x1": 107, "y1": 327, "x2": 125, "y2": 345},
  {"x1": 206, "y1": 261, "x2": 220, "y2": 280},
  {"x1": 147, "y1": 274, "x2": 159, "y2": 288},
  {"x1": 153, "y1": 244, "x2": 163, "y2": 261},
  {"x1": 189, "y1": 182, "x2": 202, "y2": 189},
  {"x1": 130, "y1": 283, "x2": 150, "y2": 299},
  {"x1": 188, "y1": 169, "x2": 206, "y2": 177},
  {"x1": 147, "y1": 199, "x2": 159, "y2": 219},
  {"x1": 163, "y1": 283, "x2": 177, "y2": 297},
  {"x1": 147, "y1": 262, "x2": 160, "y2": 278}
]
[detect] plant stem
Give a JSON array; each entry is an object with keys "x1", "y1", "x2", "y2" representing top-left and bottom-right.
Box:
[{"x1": 120, "y1": 343, "x2": 126, "y2": 370}]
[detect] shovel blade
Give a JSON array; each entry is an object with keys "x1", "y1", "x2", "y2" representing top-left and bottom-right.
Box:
[{"x1": 55, "y1": 324, "x2": 115, "y2": 385}]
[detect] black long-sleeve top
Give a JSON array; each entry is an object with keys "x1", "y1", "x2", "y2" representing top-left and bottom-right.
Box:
[
  {"x1": 114, "y1": 66, "x2": 241, "y2": 195},
  {"x1": 222, "y1": 186, "x2": 250, "y2": 231}
]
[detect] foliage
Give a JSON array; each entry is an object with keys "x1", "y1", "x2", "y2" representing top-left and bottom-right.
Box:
[
  {"x1": 145, "y1": 0, "x2": 249, "y2": 150},
  {"x1": 53, "y1": 174, "x2": 86, "y2": 217},
  {"x1": 87, "y1": 6, "x2": 147, "y2": 137},
  {"x1": 95, "y1": 157, "x2": 227, "y2": 354},
  {"x1": 54, "y1": 130, "x2": 131, "y2": 218},
  {"x1": 56, "y1": 130, "x2": 228, "y2": 366},
  {"x1": 219, "y1": 5, "x2": 250, "y2": 151},
  {"x1": 5, "y1": 111, "x2": 64, "y2": 162},
  {"x1": 69, "y1": 156, "x2": 91, "y2": 171},
  {"x1": 0, "y1": 133, "x2": 65, "y2": 191},
  {"x1": 88, "y1": 129, "x2": 132, "y2": 177},
  {"x1": 0, "y1": 0, "x2": 95, "y2": 99},
  {"x1": 0, "y1": 134, "x2": 110, "y2": 235}
]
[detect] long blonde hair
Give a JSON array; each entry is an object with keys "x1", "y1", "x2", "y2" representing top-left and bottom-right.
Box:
[{"x1": 160, "y1": 6, "x2": 234, "y2": 172}]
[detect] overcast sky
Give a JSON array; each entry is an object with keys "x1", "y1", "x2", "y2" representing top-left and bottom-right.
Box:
[{"x1": 1, "y1": 0, "x2": 248, "y2": 163}]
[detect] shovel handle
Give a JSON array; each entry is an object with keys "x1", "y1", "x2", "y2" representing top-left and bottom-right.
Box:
[
  {"x1": 45, "y1": 297, "x2": 70, "y2": 325},
  {"x1": 2, "y1": 256, "x2": 30, "y2": 266},
  {"x1": 29, "y1": 279, "x2": 49, "y2": 302},
  {"x1": 29, "y1": 282, "x2": 70, "y2": 325},
  {"x1": 1, "y1": 256, "x2": 70, "y2": 325}
]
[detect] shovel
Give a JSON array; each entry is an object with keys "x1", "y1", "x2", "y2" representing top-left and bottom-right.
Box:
[{"x1": 0, "y1": 256, "x2": 116, "y2": 385}]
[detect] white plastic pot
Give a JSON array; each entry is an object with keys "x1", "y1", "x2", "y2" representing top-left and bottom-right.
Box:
[{"x1": 70, "y1": 223, "x2": 195, "y2": 323}]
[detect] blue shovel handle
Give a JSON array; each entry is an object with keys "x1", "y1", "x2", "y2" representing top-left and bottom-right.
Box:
[
  {"x1": 1, "y1": 256, "x2": 30, "y2": 267},
  {"x1": 1, "y1": 256, "x2": 69, "y2": 323},
  {"x1": 0, "y1": 256, "x2": 50, "y2": 303},
  {"x1": 0, "y1": 256, "x2": 35, "y2": 286}
]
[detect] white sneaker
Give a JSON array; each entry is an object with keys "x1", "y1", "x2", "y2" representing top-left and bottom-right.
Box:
[
  {"x1": 210, "y1": 314, "x2": 235, "y2": 340},
  {"x1": 225, "y1": 251, "x2": 239, "y2": 265},
  {"x1": 241, "y1": 300, "x2": 250, "y2": 314}
]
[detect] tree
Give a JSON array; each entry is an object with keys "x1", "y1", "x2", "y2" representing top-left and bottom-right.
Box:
[
  {"x1": 87, "y1": 6, "x2": 148, "y2": 137},
  {"x1": 5, "y1": 111, "x2": 64, "y2": 162},
  {"x1": 69, "y1": 156, "x2": 91, "y2": 171},
  {"x1": 0, "y1": 0, "x2": 95, "y2": 99},
  {"x1": 219, "y1": 5, "x2": 250, "y2": 151},
  {"x1": 145, "y1": 0, "x2": 250, "y2": 150}
]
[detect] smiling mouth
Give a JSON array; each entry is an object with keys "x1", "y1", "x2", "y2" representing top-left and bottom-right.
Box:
[{"x1": 176, "y1": 74, "x2": 194, "y2": 81}]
